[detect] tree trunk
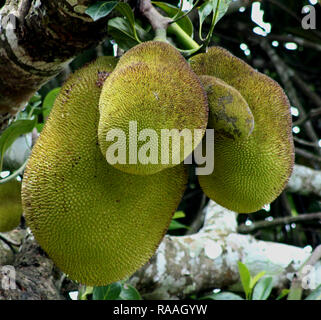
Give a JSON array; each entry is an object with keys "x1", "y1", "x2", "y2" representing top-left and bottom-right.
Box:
[{"x1": 0, "y1": 0, "x2": 115, "y2": 131}]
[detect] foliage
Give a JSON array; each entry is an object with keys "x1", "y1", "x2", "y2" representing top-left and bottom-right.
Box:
[
  {"x1": 77, "y1": 281, "x2": 142, "y2": 300},
  {"x1": 197, "y1": 261, "x2": 321, "y2": 300}
]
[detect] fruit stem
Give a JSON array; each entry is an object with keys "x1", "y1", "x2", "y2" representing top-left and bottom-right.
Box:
[
  {"x1": 167, "y1": 22, "x2": 200, "y2": 50},
  {"x1": 153, "y1": 28, "x2": 168, "y2": 42}
]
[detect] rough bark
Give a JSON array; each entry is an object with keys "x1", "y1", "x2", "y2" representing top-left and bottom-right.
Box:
[
  {"x1": 0, "y1": 233, "x2": 64, "y2": 300},
  {"x1": 0, "y1": 0, "x2": 119, "y2": 131},
  {"x1": 129, "y1": 201, "x2": 321, "y2": 299}
]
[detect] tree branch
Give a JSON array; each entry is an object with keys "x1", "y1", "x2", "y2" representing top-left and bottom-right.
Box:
[
  {"x1": 259, "y1": 39, "x2": 321, "y2": 160},
  {"x1": 139, "y1": 0, "x2": 172, "y2": 32},
  {"x1": 267, "y1": 34, "x2": 321, "y2": 52},
  {"x1": 129, "y1": 201, "x2": 321, "y2": 299},
  {"x1": 0, "y1": 0, "x2": 119, "y2": 131},
  {"x1": 238, "y1": 212, "x2": 321, "y2": 234}
]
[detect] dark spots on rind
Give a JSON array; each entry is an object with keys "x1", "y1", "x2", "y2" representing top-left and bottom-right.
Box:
[
  {"x1": 96, "y1": 71, "x2": 110, "y2": 88},
  {"x1": 215, "y1": 129, "x2": 236, "y2": 140}
]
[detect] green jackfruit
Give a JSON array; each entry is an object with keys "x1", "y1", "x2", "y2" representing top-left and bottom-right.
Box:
[
  {"x1": 190, "y1": 47, "x2": 294, "y2": 213},
  {"x1": 199, "y1": 75, "x2": 254, "y2": 139},
  {"x1": 115, "y1": 40, "x2": 185, "y2": 69},
  {"x1": 21, "y1": 57, "x2": 188, "y2": 286},
  {"x1": 98, "y1": 41, "x2": 208, "y2": 176},
  {"x1": 0, "y1": 180, "x2": 22, "y2": 232}
]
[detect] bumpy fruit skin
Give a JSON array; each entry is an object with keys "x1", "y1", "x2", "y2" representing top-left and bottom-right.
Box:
[
  {"x1": 22, "y1": 57, "x2": 188, "y2": 286},
  {"x1": 98, "y1": 41, "x2": 208, "y2": 176},
  {"x1": 190, "y1": 47, "x2": 294, "y2": 213},
  {"x1": 199, "y1": 75, "x2": 254, "y2": 139},
  {"x1": 0, "y1": 180, "x2": 22, "y2": 232}
]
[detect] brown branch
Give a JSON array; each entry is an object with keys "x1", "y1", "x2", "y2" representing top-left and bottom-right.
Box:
[
  {"x1": 291, "y1": 73, "x2": 321, "y2": 125},
  {"x1": 293, "y1": 136, "x2": 320, "y2": 148},
  {"x1": 227, "y1": 0, "x2": 253, "y2": 14},
  {"x1": 139, "y1": 0, "x2": 172, "y2": 31},
  {"x1": 267, "y1": 34, "x2": 321, "y2": 52},
  {"x1": 267, "y1": 0, "x2": 321, "y2": 41},
  {"x1": 260, "y1": 39, "x2": 321, "y2": 160},
  {"x1": 238, "y1": 212, "x2": 321, "y2": 234},
  {"x1": 185, "y1": 194, "x2": 207, "y2": 235},
  {"x1": 295, "y1": 147, "x2": 321, "y2": 163}
]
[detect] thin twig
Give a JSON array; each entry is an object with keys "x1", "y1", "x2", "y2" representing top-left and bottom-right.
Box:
[
  {"x1": 294, "y1": 136, "x2": 321, "y2": 148},
  {"x1": 140, "y1": 0, "x2": 172, "y2": 31},
  {"x1": 267, "y1": 0, "x2": 321, "y2": 41},
  {"x1": 260, "y1": 39, "x2": 321, "y2": 160},
  {"x1": 185, "y1": 194, "x2": 207, "y2": 235},
  {"x1": 267, "y1": 34, "x2": 321, "y2": 52},
  {"x1": 295, "y1": 147, "x2": 321, "y2": 163},
  {"x1": 238, "y1": 212, "x2": 321, "y2": 233}
]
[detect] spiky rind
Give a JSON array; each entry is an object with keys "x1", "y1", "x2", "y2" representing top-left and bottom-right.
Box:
[
  {"x1": 0, "y1": 180, "x2": 22, "y2": 232},
  {"x1": 115, "y1": 41, "x2": 189, "y2": 70},
  {"x1": 190, "y1": 47, "x2": 294, "y2": 213},
  {"x1": 199, "y1": 75, "x2": 254, "y2": 140},
  {"x1": 98, "y1": 41, "x2": 208, "y2": 175},
  {"x1": 22, "y1": 57, "x2": 188, "y2": 286}
]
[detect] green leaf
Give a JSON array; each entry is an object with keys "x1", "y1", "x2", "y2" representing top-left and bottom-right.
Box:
[
  {"x1": 115, "y1": 2, "x2": 135, "y2": 27},
  {"x1": 114, "y1": 2, "x2": 140, "y2": 43},
  {"x1": 152, "y1": 1, "x2": 194, "y2": 37},
  {"x1": 213, "y1": 0, "x2": 232, "y2": 25},
  {"x1": 36, "y1": 123, "x2": 44, "y2": 133},
  {"x1": 43, "y1": 87, "x2": 61, "y2": 119},
  {"x1": 250, "y1": 271, "x2": 266, "y2": 290},
  {"x1": 237, "y1": 261, "x2": 251, "y2": 299},
  {"x1": 286, "y1": 193, "x2": 298, "y2": 217},
  {"x1": 276, "y1": 289, "x2": 290, "y2": 300},
  {"x1": 0, "y1": 118, "x2": 37, "y2": 171},
  {"x1": 198, "y1": 1, "x2": 213, "y2": 28},
  {"x1": 133, "y1": 23, "x2": 153, "y2": 42},
  {"x1": 200, "y1": 292, "x2": 244, "y2": 300},
  {"x1": 168, "y1": 220, "x2": 190, "y2": 230},
  {"x1": 119, "y1": 284, "x2": 142, "y2": 300},
  {"x1": 172, "y1": 211, "x2": 186, "y2": 219},
  {"x1": 28, "y1": 92, "x2": 42, "y2": 104},
  {"x1": 77, "y1": 285, "x2": 93, "y2": 300},
  {"x1": 305, "y1": 284, "x2": 321, "y2": 300},
  {"x1": 108, "y1": 17, "x2": 139, "y2": 50},
  {"x1": 85, "y1": 1, "x2": 118, "y2": 21},
  {"x1": 252, "y1": 276, "x2": 273, "y2": 300},
  {"x1": 198, "y1": 0, "x2": 232, "y2": 41},
  {"x1": 92, "y1": 282, "x2": 122, "y2": 300}
]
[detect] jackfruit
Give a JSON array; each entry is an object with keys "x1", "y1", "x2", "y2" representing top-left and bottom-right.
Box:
[
  {"x1": 190, "y1": 47, "x2": 294, "y2": 213},
  {"x1": 0, "y1": 180, "x2": 22, "y2": 232},
  {"x1": 199, "y1": 75, "x2": 254, "y2": 140},
  {"x1": 21, "y1": 56, "x2": 188, "y2": 286},
  {"x1": 98, "y1": 41, "x2": 208, "y2": 175}
]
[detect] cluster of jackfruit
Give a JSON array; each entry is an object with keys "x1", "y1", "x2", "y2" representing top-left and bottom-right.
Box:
[{"x1": 21, "y1": 41, "x2": 294, "y2": 286}]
